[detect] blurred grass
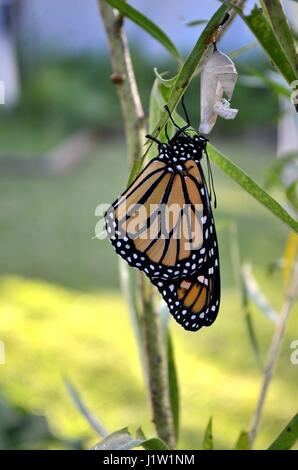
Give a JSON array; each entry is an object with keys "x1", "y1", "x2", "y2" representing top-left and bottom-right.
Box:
[{"x1": 0, "y1": 56, "x2": 296, "y2": 450}]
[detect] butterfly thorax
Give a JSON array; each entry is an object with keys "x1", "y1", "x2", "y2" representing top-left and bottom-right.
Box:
[{"x1": 157, "y1": 133, "x2": 207, "y2": 173}]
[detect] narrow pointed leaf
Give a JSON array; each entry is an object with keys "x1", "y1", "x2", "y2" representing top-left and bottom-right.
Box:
[
  {"x1": 140, "y1": 438, "x2": 170, "y2": 450},
  {"x1": 239, "y1": 261, "x2": 262, "y2": 369},
  {"x1": 208, "y1": 144, "x2": 298, "y2": 233},
  {"x1": 235, "y1": 431, "x2": 251, "y2": 450},
  {"x1": 92, "y1": 428, "x2": 170, "y2": 450},
  {"x1": 186, "y1": 19, "x2": 208, "y2": 27},
  {"x1": 202, "y1": 417, "x2": 213, "y2": 450},
  {"x1": 268, "y1": 413, "x2": 298, "y2": 450},
  {"x1": 244, "y1": 307, "x2": 262, "y2": 369},
  {"x1": 146, "y1": 72, "x2": 186, "y2": 163},
  {"x1": 105, "y1": 0, "x2": 181, "y2": 62},
  {"x1": 229, "y1": 41, "x2": 258, "y2": 58},
  {"x1": 64, "y1": 379, "x2": 108, "y2": 437},
  {"x1": 240, "y1": 66, "x2": 291, "y2": 98},
  {"x1": 240, "y1": 6, "x2": 296, "y2": 85},
  {"x1": 262, "y1": 0, "x2": 298, "y2": 76},
  {"x1": 135, "y1": 427, "x2": 170, "y2": 449},
  {"x1": 91, "y1": 428, "x2": 141, "y2": 450}
]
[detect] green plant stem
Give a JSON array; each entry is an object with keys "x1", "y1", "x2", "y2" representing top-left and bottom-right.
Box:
[
  {"x1": 98, "y1": 0, "x2": 176, "y2": 449},
  {"x1": 98, "y1": 1, "x2": 144, "y2": 167},
  {"x1": 249, "y1": 260, "x2": 298, "y2": 447}
]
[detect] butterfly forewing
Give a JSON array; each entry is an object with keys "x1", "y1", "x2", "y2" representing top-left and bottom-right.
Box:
[{"x1": 105, "y1": 135, "x2": 210, "y2": 280}]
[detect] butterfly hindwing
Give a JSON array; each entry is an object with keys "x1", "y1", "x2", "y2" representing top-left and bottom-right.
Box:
[
  {"x1": 152, "y1": 155, "x2": 221, "y2": 332},
  {"x1": 152, "y1": 213, "x2": 220, "y2": 331}
]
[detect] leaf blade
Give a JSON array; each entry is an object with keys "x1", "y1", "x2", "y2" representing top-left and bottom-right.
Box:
[
  {"x1": 268, "y1": 413, "x2": 298, "y2": 450},
  {"x1": 92, "y1": 428, "x2": 170, "y2": 450},
  {"x1": 240, "y1": 6, "x2": 296, "y2": 85},
  {"x1": 208, "y1": 144, "x2": 298, "y2": 233},
  {"x1": 91, "y1": 428, "x2": 141, "y2": 450},
  {"x1": 202, "y1": 417, "x2": 213, "y2": 450},
  {"x1": 64, "y1": 379, "x2": 108, "y2": 438},
  {"x1": 262, "y1": 0, "x2": 298, "y2": 76},
  {"x1": 234, "y1": 430, "x2": 251, "y2": 450}
]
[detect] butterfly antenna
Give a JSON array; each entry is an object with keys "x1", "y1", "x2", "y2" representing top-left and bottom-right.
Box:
[
  {"x1": 164, "y1": 105, "x2": 180, "y2": 129},
  {"x1": 205, "y1": 148, "x2": 217, "y2": 209},
  {"x1": 164, "y1": 104, "x2": 190, "y2": 142},
  {"x1": 165, "y1": 123, "x2": 170, "y2": 142},
  {"x1": 181, "y1": 95, "x2": 190, "y2": 127},
  {"x1": 145, "y1": 134, "x2": 162, "y2": 146}
]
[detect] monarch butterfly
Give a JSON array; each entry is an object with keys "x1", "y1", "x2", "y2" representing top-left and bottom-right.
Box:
[{"x1": 105, "y1": 104, "x2": 220, "y2": 331}]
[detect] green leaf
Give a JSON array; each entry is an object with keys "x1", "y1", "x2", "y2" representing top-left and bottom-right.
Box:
[
  {"x1": 228, "y1": 41, "x2": 258, "y2": 59},
  {"x1": 91, "y1": 428, "x2": 141, "y2": 450},
  {"x1": 129, "y1": 2, "x2": 230, "y2": 182},
  {"x1": 240, "y1": 6, "x2": 296, "y2": 85},
  {"x1": 208, "y1": 144, "x2": 298, "y2": 233},
  {"x1": 64, "y1": 379, "x2": 108, "y2": 437},
  {"x1": 146, "y1": 71, "x2": 185, "y2": 159},
  {"x1": 286, "y1": 181, "x2": 298, "y2": 212},
  {"x1": 153, "y1": 68, "x2": 178, "y2": 88},
  {"x1": 136, "y1": 427, "x2": 170, "y2": 450},
  {"x1": 268, "y1": 413, "x2": 298, "y2": 450},
  {"x1": 144, "y1": 71, "x2": 187, "y2": 166},
  {"x1": 262, "y1": 0, "x2": 298, "y2": 77},
  {"x1": 244, "y1": 309, "x2": 262, "y2": 370},
  {"x1": 265, "y1": 154, "x2": 297, "y2": 190},
  {"x1": 105, "y1": 0, "x2": 181, "y2": 62},
  {"x1": 140, "y1": 437, "x2": 170, "y2": 450},
  {"x1": 240, "y1": 265, "x2": 262, "y2": 369},
  {"x1": 202, "y1": 417, "x2": 213, "y2": 450},
  {"x1": 167, "y1": 334, "x2": 180, "y2": 441},
  {"x1": 185, "y1": 19, "x2": 208, "y2": 27},
  {"x1": 240, "y1": 66, "x2": 291, "y2": 98},
  {"x1": 234, "y1": 430, "x2": 251, "y2": 450},
  {"x1": 91, "y1": 428, "x2": 170, "y2": 450}
]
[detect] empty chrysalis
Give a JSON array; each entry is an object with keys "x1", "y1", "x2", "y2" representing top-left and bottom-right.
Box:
[{"x1": 199, "y1": 46, "x2": 238, "y2": 135}]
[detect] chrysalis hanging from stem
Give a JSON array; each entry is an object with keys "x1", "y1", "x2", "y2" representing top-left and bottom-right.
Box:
[{"x1": 199, "y1": 45, "x2": 238, "y2": 135}]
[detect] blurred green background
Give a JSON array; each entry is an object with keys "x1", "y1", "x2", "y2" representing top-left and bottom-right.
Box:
[{"x1": 0, "y1": 0, "x2": 297, "y2": 451}]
